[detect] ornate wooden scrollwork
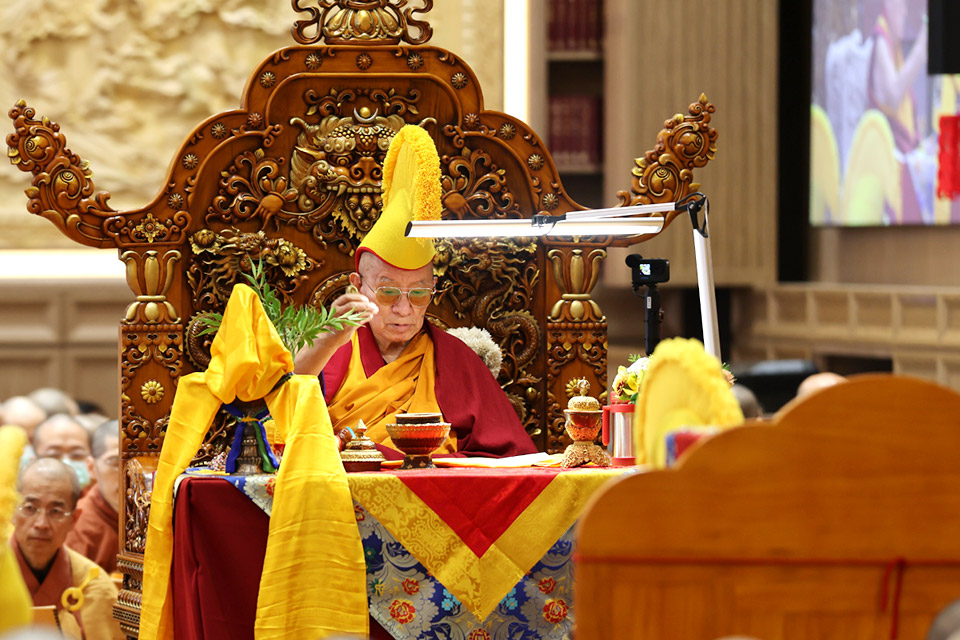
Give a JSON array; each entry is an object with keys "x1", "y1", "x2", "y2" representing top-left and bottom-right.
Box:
[
  {"x1": 184, "y1": 228, "x2": 318, "y2": 367},
  {"x1": 120, "y1": 326, "x2": 180, "y2": 450},
  {"x1": 433, "y1": 237, "x2": 542, "y2": 433},
  {"x1": 613, "y1": 93, "x2": 718, "y2": 244},
  {"x1": 186, "y1": 229, "x2": 316, "y2": 307},
  {"x1": 123, "y1": 459, "x2": 152, "y2": 554},
  {"x1": 620, "y1": 93, "x2": 717, "y2": 206},
  {"x1": 7, "y1": 101, "x2": 117, "y2": 247},
  {"x1": 205, "y1": 98, "x2": 434, "y2": 255},
  {"x1": 544, "y1": 245, "x2": 608, "y2": 450},
  {"x1": 439, "y1": 145, "x2": 524, "y2": 221},
  {"x1": 293, "y1": 0, "x2": 434, "y2": 46}
]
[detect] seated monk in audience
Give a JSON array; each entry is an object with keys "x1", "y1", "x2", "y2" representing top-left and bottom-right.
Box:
[
  {"x1": 796, "y1": 371, "x2": 847, "y2": 399},
  {"x1": 2, "y1": 396, "x2": 47, "y2": 465},
  {"x1": 65, "y1": 420, "x2": 119, "y2": 573},
  {"x1": 295, "y1": 125, "x2": 536, "y2": 458},
  {"x1": 11, "y1": 458, "x2": 123, "y2": 639},
  {"x1": 27, "y1": 388, "x2": 79, "y2": 419},
  {"x1": 32, "y1": 415, "x2": 93, "y2": 492}
]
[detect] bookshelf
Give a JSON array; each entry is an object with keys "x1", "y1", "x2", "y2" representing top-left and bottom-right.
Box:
[{"x1": 545, "y1": 0, "x2": 605, "y2": 208}]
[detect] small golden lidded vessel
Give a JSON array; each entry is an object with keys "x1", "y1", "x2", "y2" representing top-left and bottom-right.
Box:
[
  {"x1": 561, "y1": 379, "x2": 611, "y2": 468},
  {"x1": 340, "y1": 419, "x2": 385, "y2": 472}
]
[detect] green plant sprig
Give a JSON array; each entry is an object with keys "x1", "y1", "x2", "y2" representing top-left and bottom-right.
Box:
[{"x1": 197, "y1": 258, "x2": 363, "y2": 357}]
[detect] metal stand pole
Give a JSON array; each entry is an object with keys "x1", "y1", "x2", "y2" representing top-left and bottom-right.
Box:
[
  {"x1": 689, "y1": 199, "x2": 721, "y2": 359},
  {"x1": 644, "y1": 283, "x2": 661, "y2": 356}
]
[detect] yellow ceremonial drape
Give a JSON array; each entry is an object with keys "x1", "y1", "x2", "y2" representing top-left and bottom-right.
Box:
[
  {"x1": 328, "y1": 331, "x2": 456, "y2": 453},
  {"x1": 0, "y1": 425, "x2": 33, "y2": 633},
  {"x1": 139, "y1": 285, "x2": 367, "y2": 640}
]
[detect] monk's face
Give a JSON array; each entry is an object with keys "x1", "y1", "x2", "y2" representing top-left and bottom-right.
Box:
[
  {"x1": 355, "y1": 255, "x2": 435, "y2": 352},
  {"x1": 33, "y1": 415, "x2": 91, "y2": 461},
  {"x1": 13, "y1": 464, "x2": 80, "y2": 570}
]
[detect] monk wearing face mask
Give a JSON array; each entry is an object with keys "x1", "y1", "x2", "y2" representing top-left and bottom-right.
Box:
[
  {"x1": 31, "y1": 415, "x2": 93, "y2": 491},
  {"x1": 65, "y1": 420, "x2": 120, "y2": 573}
]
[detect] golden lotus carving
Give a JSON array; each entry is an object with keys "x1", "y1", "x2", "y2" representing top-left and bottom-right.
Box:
[
  {"x1": 548, "y1": 248, "x2": 606, "y2": 322},
  {"x1": 121, "y1": 250, "x2": 181, "y2": 325},
  {"x1": 294, "y1": 0, "x2": 435, "y2": 46}
]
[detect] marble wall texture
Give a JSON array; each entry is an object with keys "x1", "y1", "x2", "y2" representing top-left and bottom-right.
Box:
[{"x1": 0, "y1": 0, "x2": 504, "y2": 249}]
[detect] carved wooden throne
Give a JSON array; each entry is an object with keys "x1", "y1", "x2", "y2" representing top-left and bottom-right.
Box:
[{"x1": 6, "y1": 1, "x2": 716, "y2": 636}]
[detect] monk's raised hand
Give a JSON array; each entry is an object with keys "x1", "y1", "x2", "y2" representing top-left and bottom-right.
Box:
[{"x1": 331, "y1": 292, "x2": 378, "y2": 326}]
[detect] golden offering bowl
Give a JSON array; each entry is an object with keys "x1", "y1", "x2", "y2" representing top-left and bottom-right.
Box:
[{"x1": 386, "y1": 414, "x2": 450, "y2": 470}]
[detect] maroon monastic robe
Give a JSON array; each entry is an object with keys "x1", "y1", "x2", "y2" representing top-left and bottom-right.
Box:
[
  {"x1": 10, "y1": 541, "x2": 123, "y2": 639},
  {"x1": 324, "y1": 324, "x2": 537, "y2": 458},
  {"x1": 65, "y1": 487, "x2": 119, "y2": 574}
]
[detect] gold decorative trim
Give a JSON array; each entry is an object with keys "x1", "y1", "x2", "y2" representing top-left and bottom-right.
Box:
[
  {"x1": 547, "y1": 248, "x2": 606, "y2": 322},
  {"x1": 121, "y1": 250, "x2": 181, "y2": 324},
  {"x1": 211, "y1": 123, "x2": 229, "y2": 139},
  {"x1": 293, "y1": 0, "x2": 435, "y2": 46},
  {"x1": 259, "y1": 71, "x2": 277, "y2": 88},
  {"x1": 140, "y1": 380, "x2": 164, "y2": 404}
]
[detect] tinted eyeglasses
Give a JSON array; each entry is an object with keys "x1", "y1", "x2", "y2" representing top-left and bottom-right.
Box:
[
  {"x1": 369, "y1": 285, "x2": 434, "y2": 307},
  {"x1": 16, "y1": 502, "x2": 74, "y2": 523}
]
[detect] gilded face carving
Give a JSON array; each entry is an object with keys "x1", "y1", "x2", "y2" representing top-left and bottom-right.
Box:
[{"x1": 289, "y1": 113, "x2": 406, "y2": 241}]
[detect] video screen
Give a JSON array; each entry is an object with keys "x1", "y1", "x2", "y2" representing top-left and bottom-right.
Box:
[{"x1": 811, "y1": 0, "x2": 960, "y2": 225}]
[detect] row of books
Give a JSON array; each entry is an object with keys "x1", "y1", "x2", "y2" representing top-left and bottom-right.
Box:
[
  {"x1": 547, "y1": 0, "x2": 603, "y2": 52},
  {"x1": 548, "y1": 95, "x2": 603, "y2": 171}
]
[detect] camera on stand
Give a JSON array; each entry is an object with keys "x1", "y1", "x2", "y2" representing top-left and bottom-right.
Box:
[
  {"x1": 626, "y1": 254, "x2": 670, "y2": 356},
  {"x1": 626, "y1": 255, "x2": 670, "y2": 288}
]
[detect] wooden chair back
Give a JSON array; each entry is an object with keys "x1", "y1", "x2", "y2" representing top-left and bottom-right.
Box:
[{"x1": 575, "y1": 374, "x2": 960, "y2": 639}]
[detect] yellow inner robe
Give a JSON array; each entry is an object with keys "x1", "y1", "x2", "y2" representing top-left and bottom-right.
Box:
[{"x1": 329, "y1": 330, "x2": 457, "y2": 454}]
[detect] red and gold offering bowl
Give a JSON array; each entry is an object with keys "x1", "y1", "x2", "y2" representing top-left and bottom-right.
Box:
[
  {"x1": 563, "y1": 409, "x2": 602, "y2": 441},
  {"x1": 561, "y1": 409, "x2": 610, "y2": 468},
  {"x1": 386, "y1": 413, "x2": 451, "y2": 469}
]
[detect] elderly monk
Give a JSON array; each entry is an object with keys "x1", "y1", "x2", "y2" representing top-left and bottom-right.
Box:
[
  {"x1": 10, "y1": 458, "x2": 123, "y2": 639},
  {"x1": 295, "y1": 125, "x2": 536, "y2": 458},
  {"x1": 65, "y1": 420, "x2": 120, "y2": 573}
]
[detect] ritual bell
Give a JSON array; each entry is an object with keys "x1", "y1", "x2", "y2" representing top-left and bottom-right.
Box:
[{"x1": 601, "y1": 403, "x2": 635, "y2": 466}]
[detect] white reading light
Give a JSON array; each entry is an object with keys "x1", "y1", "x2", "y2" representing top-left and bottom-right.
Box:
[
  {"x1": 405, "y1": 196, "x2": 721, "y2": 358},
  {"x1": 405, "y1": 216, "x2": 665, "y2": 238}
]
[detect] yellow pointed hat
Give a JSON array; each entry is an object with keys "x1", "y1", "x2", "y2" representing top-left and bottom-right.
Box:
[{"x1": 357, "y1": 124, "x2": 442, "y2": 270}]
